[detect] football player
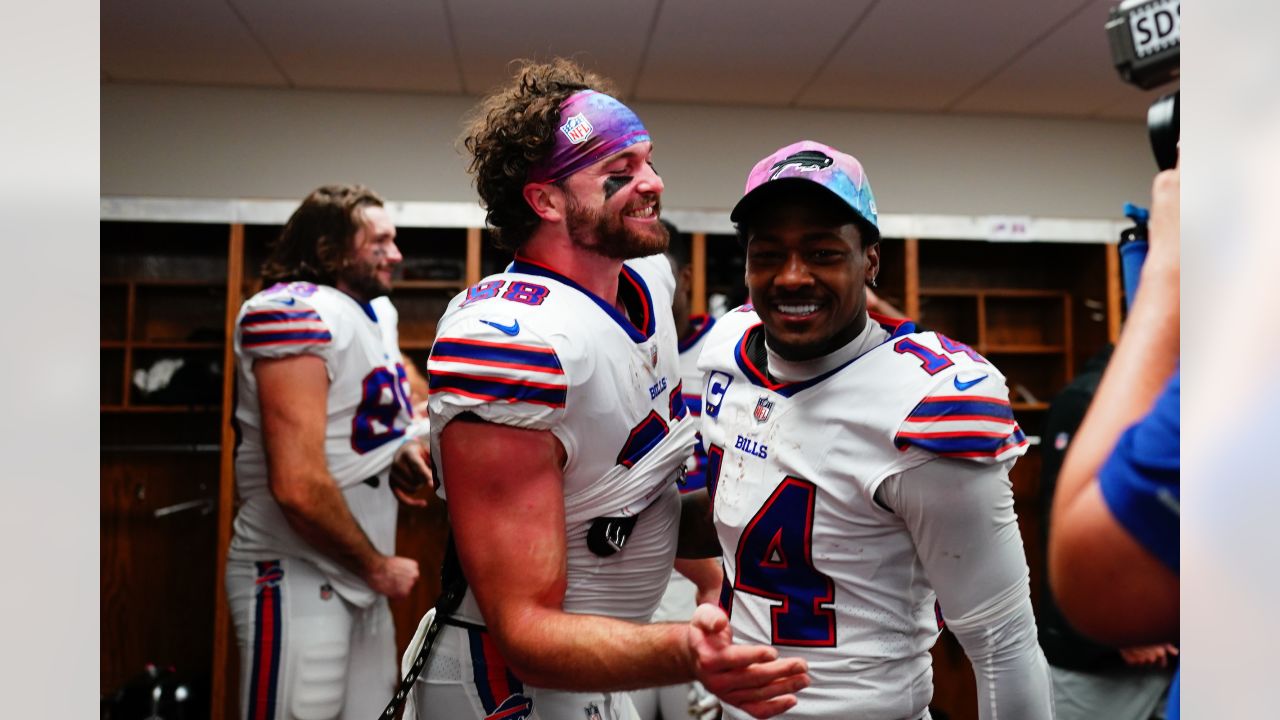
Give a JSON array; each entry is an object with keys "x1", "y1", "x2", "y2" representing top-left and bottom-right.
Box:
[
  {"x1": 687, "y1": 141, "x2": 1054, "y2": 720},
  {"x1": 225, "y1": 184, "x2": 434, "y2": 720},
  {"x1": 405, "y1": 60, "x2": 809, "y2": 720}
]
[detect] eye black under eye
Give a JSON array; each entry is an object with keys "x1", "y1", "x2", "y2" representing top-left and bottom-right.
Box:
[{"x1": 603, "y1": 175, "x2": 633, "y2": 200}]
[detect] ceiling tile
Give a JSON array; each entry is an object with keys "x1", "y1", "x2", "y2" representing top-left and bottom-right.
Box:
[
  {"x1": 100, "y1": 0, "x2": 1156, "y2": 123},
  {"x1": 796, "y1": 0, "x2": 1086, "y2": 112},
  {"x1": 448, "y1": 0, "x2": 660, "y2": 96},
  {"x1": 102, "y1": 0, "x2": 284, "y2": 86},
  {"x1": 1093, "y1": 86, "x2": 1176, "y2": 121},
  {"x1": 231, "y1": 0, "x2": 460, "y2": 93},
  {"x1": 633, "y1": 0, "x2": 874, "y2": 106},
  {"x1": 951, "y1": 0, "x2": 1158, "y2": 119}
]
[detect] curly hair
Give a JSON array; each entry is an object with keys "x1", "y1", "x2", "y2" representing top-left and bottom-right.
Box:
[
  {"x1": 461, "y1": 58, "x2": 616, "y2": 252},
  {"x1": 260, "y1": 184, "x2": 384, "y2": 287}
]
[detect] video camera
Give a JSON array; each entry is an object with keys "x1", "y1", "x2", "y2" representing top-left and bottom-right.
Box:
[{"x1": 1106, "y1": 0, "x2": 1180, "y2": 169}]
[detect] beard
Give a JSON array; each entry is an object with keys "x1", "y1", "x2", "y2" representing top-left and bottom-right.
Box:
[
  {"x1": 337, "y1": 257, "x2": 393, "y2": 302},
  {"x1": 565, "y1": 194, "x2": 669, "y2": 260}
]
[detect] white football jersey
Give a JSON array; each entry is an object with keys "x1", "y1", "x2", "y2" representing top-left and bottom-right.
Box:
[
  {"x1": 698, "y1": 309, "x2": 1028, "y2": 720},
  {"x1": 428, "y1": 254, "x2": 697, "y2": 624},
  {"x1": 230, "y1": 281, "x2": 420, "y2": 607}
]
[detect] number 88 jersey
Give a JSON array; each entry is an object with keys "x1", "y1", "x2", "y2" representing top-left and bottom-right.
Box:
[{"x1": 697, "y1": 309, "x2": 1027, "y2": 719}]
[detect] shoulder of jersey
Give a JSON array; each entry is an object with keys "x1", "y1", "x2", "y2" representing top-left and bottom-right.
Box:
[
  {"x1": 371, "y1": 295, "x2": 398, "y2": 324},
  {"x1": 711, "y1": 305, "x2": 760, "y2": 338},
  {"x1": 237, "y1": 282, "x2": 337, "y2": 353},
  {"x1": 695, "y1": 307, "x2": 758, "y2": 372},
  {"x1": 893, "y1": 331, "x2": 1026, "y2": 463},
  {"x1": 429, "y1": 302, "x2": 571, "y2": 411}
]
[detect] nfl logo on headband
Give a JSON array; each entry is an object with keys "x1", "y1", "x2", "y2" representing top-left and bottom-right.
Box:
[{"x1": 560, "y1": 113, "x2": 593, "y2": 145}]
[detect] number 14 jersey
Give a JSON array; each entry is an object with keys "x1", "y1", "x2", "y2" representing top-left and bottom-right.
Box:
[{"x1": 698, "y1": 309, "x2": 1028, "y2": 719}]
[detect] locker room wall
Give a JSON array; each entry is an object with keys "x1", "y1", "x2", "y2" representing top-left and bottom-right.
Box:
[{"x1": 102, "y1": 83, "x2": 1154, "y2": 220}]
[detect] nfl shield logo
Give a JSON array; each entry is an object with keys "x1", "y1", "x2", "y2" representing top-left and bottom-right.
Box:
[
  {"x1": 583, "y1": 702, "x2": 603, "y2": 720},
  {"x1": 561, "y1": 113, "x2": 594, "y2": 144},
  {"x1": 754, "y1": 397, "x2": 774, "y2": 423},
  {"x1": 650, "y1": 345, "x2": 659, "y2": 368}
]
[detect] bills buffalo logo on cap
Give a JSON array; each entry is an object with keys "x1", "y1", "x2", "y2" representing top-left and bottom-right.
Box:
[
  {"x1": 754, "y1": 396, "x2": 775, "y2": 423},
  {"x1": 560, "y1": 113, "x2": 594, "y2": 144},
  {"x1": 768, "y1": 150, "x2": 834, "y2": 180}
]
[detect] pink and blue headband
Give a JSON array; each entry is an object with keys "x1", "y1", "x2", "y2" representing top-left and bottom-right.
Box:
[{"x1": 526, "y1": 90, "x2": 651, "y2": 184}]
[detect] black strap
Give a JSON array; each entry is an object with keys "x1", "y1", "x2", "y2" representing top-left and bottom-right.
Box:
[{"x1": 379, "y1": 535, "x2": 467, "y2": 719}]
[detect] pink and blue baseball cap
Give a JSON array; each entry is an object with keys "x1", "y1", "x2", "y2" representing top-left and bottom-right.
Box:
[
  {"x1": 527, "y1": 90, "x2": 651, "y2": 184},
  {"x1": 730, "y1": 140, "x2": 878, "y2": 231}
]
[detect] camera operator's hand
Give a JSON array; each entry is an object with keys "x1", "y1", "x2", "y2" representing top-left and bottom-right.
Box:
[{"x1": 1144, "y1": 156, "x2": 1180, "y2": 289}]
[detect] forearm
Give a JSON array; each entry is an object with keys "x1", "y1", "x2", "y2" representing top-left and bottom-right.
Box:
[
  {"x1": 275, "y1": 474, "x2": 383, "y2": 579},
  {"x1": 882, "y1": 459, "x2": 1052, "y2": 719},
  {"x1": 949, "y1": 595, "x2": 1053, "y2": 720},
  {"x1": 677, "y1": 490, "x2": 721, "y2": 558},
  {"x1": 675, "y1": 557, "x2": 724, "y2": 605},
  {"x1": 490, "y1": 607, "x2": 694, "y2": 690},
  {"x1": 1053, "y1": 230, "x2": 1179, "y2": 525}
]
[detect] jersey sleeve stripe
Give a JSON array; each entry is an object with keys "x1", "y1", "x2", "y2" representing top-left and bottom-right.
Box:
[
  {"x1": 427, "y1": 370, "x2": 567, "y2": 408},
  {"x1": 907, "y1": 397, "x2": 1015, "y2": 422},
  {"x1": 431, "y1": 338, "x2": 563, "y2": 373},
  {"x1": 894, "y1": 426, "x2": 1027, "y2": 457},
  {"x1": 428, "y1": 354, "x2": 564, "y2": 376},
  {"x1": 241, "y1": 330, "x2": 333, "y2": 347},
  {"x1": 896, "y1": 430, "x2": 1015, "y2": 440},
  {"x1": 239, "y1": 309, "x2": 322, "y2": 326},
  {"x1": 902, "y1": 413, "x2": 1017, "y2": 426}
]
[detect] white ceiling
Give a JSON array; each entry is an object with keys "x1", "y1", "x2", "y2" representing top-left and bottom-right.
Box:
[{"x1": 101, "y1": 0, "x2": 1171, "y2": 121}]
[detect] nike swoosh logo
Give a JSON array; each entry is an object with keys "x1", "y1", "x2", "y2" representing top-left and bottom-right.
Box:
[
  {"x1": 480, "y1": 318, "x2": 520, "y2": 336},
  {"x1": 953, "y1": 374, "x2": 988, "y2": 391},
  {"x1": 278, "y1": 297, "x2": 296, "y2": 306}
]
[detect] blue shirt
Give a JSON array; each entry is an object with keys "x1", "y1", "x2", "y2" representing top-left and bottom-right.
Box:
[
  {"x1": 1099, "y1": 370, "x2": 1180, "y2": 718},
  {"x1": 1099, "y1": 371, "x2": 1180, "y2": 573}
]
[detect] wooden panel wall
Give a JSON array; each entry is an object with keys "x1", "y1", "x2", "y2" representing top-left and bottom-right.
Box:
[{"x1": 101, "y1": 450, "x2": 220, "y2": 697}]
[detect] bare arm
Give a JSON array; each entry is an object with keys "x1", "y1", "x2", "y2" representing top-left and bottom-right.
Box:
[
  {"x1": 256, "y1": 354, "x2": 419, "y2": 599},
  {"x1": 677, "y1": 489, "x2": 721, "y2": 559},
  {"x1": 441, "y1": 418, "x2": 807, "y2": 716},
  {"x1": 675, "y1": 557, "x2": 724, "y2": 607},
  {"x1": 1049, "y1": 165, "x2": 1180, "y2": 645}
]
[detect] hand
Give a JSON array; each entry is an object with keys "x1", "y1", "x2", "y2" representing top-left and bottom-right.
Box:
[
  {"x1": 391, "y1": 438, "x2": 434, "y2": 508},
  {"x1": 1119, "y1": 643, "x2": 1179, "y2": 668},
  {"x1": 366, "y1": 554, "x2": 420, "y2": 599},
  {"x1": 688, "y1": 604, "x2": 809, "y2": 719},
  {"x1": 1146, "y1": 159, "x2": 1180, "y2": 276}
]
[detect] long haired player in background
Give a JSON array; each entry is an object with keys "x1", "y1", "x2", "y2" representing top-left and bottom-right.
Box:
[{"x1": 225, "y1": 184, "x2": 434, "y2": 720}]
